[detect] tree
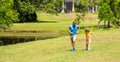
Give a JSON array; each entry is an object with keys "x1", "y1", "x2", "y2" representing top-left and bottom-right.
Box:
[
  {"x1": 61, "y1": 0, "x2": 65, "y2": 13},
  {"x1": 76, "y1": 0, "x2": 90, "y2": 13},
  {"x1": 0, "y1": 0, "x2": 18, "y2": 29},
  {"x1": 75, "y1": 0, "x2": 89, "y2": 22},
  {"x1": 14, "y1": 0, "x2": 37, "y2": 23},
  {"x1": 98, "y1": 0, "x2": 120, "y2": 28},
  {"x1": 75, "y1": 14, "x2": 84, "y2": 25},
  {"x1": 98, "y1": 3, "x2": 114, "y2": 28},
  {"x1": 53, "y1": 0, "x2": 63, "y2": 13},
  {"x1": 72, "y1": 0, "x2": 75, "y2": 12},
  {"x1": 110, "y1": 0, "x2": 120, "y2": 27},
  {"x1": 36, "y1": 0, "x2": 61, "y2": 14}
]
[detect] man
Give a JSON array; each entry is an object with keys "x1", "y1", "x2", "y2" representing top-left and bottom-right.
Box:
[{"x1": 68, "y1": 21, "x2": 80, "y2": 51}]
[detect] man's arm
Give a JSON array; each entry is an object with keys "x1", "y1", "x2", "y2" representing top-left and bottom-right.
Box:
[
  {"x1": 69, "y1": 29, "x2": 73, "y2": 34},
  {"x1": 77, "y1": 26, "x2": 80, "y2": 34}
]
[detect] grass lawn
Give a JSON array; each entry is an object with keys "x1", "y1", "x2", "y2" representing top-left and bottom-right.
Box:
[
  {"x1": 0, "y1": 13, "x2": 75, "y2": 37},
  {"x1": 0, "y1": 13, "x2": 99, "y2": 39},
  {"x1": 0, "y1": 28, "x2": 120, "y2": 62},
  {"x1": 0, "y1": 13, "x2": 120, "y2": 62},
  {"x1": 0, "y1": 13, "x2": 98, "y2": 36}
]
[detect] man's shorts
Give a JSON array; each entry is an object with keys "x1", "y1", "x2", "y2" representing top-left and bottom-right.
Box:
[{"x1": 70, "y1": 35, "x2": 76, "y2": 42}]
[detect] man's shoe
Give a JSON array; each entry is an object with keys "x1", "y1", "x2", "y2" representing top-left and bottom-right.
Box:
[{"x1": 72, "y1": 48, "x2": 76, "y2": 51}]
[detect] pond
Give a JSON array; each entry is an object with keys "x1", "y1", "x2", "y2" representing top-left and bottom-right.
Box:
[
  {"x1": 0, "y1": 36, "x2": 56, "y2": 46},
  {"x1": 0, "y1": 31, "x2": 68, "y2": 46}
]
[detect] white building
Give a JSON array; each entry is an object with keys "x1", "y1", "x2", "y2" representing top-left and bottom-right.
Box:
[{"x1": 62, "y1": 0, "x2": 78, "y2": 13}]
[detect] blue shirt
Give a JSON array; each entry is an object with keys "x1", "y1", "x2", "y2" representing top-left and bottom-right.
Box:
[{"x1": 69, "y1": 25, "x2": 80, "y2": 36}]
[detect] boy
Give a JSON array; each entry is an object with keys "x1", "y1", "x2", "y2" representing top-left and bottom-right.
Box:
[{"x1": 85, "y1": 28, "x2": 92, "y2": 51}]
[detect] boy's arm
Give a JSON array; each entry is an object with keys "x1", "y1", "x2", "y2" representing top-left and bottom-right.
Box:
[{"x1": 91, "y1": 32, "x2": 95, "y2": 37}]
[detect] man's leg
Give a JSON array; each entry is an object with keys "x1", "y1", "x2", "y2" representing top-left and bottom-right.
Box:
[
  {"x1": 72, "y1": 41, "x2": 75, "y2": 49},
  {"x1": 70, "y1": 37, "x2": 74, "y2": 48},
  {"x1": 70, "y1": 36, "x2": 76, "y2": 51}
]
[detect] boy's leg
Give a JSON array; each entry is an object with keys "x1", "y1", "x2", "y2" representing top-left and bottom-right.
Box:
[
  {"x1": 86, "y1": 39, "x2": 91, "y2": 51},
  {"x1": 86, "y1": 39, "x2": 88, "y2": 50},
  {"x1": 88, "y1": 39, "x2": 91, "y2": 50}
]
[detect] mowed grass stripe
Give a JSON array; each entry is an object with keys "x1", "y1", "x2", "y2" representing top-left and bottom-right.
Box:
[{"x1": 0, "y1": 29, "x2": 120, "y2": 62}]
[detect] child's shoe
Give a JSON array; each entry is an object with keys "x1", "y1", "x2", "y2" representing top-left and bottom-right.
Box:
[{"x1": 87, "y1": 48, "x2": 91, "y2": 51}]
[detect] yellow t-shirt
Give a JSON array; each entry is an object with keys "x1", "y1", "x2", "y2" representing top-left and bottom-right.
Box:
[{"x1": 85, "y1": 32, "x2": 91, "y2": 39}]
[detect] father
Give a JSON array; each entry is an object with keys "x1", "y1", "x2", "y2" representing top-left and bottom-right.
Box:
[{"x1": 68, "y1": 21, "x2": 80, "y2": 51}]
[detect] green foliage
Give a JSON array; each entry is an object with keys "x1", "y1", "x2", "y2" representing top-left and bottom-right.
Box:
[
  {"x1": 45, "y1": 3, "x2": 58, "y2": 15},
  {"x1": 111, "y1": 17, "x2": 120, "y2": 27},
  {"x1": 29, "y1": 0, "x2": 63, "y2": 14},
  {"x1": 75, "y1": 14, "x2": 81, "y2": 25},
  {"x1": 18, "y1": 1, "x2": 34, "y2": 14},
  {"x1": 75, "y1": 0, "x2": 88, "y2": 25},
  {"x1": 98, "y1": 3, "x2": 114, "y2": 21},
  {"x1": 110, "y1": 0, "x2": 120, "y2": 27},
  {"x1": 75, "y1": 14, "x2": 84, "y2": 25},
  {"x1": 37, "y1": 0, "x2": 61, "y2": 14},
  {"x1": 98, "y1": 0, "x2": 120, "y2": 28},
  {"x1": 0, "y1": 0, "x2": 38, "y2": 29},
  {"x1": 14, "y1": 0, "x2": 38, "y2": 23},
  {"x1": 90, "y1": 0, "x2": 99, "y2": 6},
  {"x1": 76, "y1": 0, "x2": 89, "y2": 13},
  {"x1": 0, "y1": 0, "x2": 18, "y2": 29}
]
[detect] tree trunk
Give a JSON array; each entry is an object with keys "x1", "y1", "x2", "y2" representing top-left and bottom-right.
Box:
[
  {"x1": 92, "y1": 6, "x2": 95, "y2": 13},
  {"x1": 118, "y1": 19, "x2": 120, "y2": 26},
  {"x1": 95, "y1": 4, "x2": 98, "y2": 13},
  {"x1": 97, "y1": 20, "x2": 101, "y2": 27},
  {"x1": 61, "y1": 0, "x2": 64, "y2": 13},
  {"x1": 107, "y1": 21, "x2": 110, "y2": 28},
  {"x1": 104, "y1": 20, "x2": 106, "y2": 28},
  {"x1": 72, "y1": 0, "x2": 75, "y2": 12}
]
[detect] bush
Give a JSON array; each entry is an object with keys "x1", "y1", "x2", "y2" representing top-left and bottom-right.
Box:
[
  {"x1": 14, "y1": 1, "x2": 38, "y2": 23},
  {"x1": 0, "y1": 0, "x2": 18, "y2": 29}
]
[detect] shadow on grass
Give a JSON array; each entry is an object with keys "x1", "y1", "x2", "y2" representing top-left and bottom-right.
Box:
[
  {"x1": 38, "y1": 21, "x2": 57, "y2": 23},
  {"x1": 80, "y1": 25, "x2": 111, "y2": 30},
  {"x1": 67, "y1": 50, "x2": 72, "y2": 52},
  {"x1": 66, "y1": 49, "x2": 87, "y2": 52}
]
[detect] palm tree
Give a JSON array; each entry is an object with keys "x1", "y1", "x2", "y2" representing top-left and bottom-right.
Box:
[
  {"x1": 72, "y1": 0, "x2": 75, "y2": 12},
  {"x1": 61, "y1": 0, "x2": 65, "y2": 13},
  {"x1": 89, "y1": 0, "x2": 99, "y2": 13}
]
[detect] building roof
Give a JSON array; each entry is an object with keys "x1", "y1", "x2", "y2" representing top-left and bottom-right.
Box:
[{"x1": 65, "y1": 0, "x2": 78, "y2": 2}]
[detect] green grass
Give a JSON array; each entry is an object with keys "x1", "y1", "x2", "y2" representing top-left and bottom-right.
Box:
[
  {"x1": 0, "y1": 13, "x2": 120, "y2": 62},
  {"x1": 37, "y1": 13, "x2": 75, "y2": 22},
  {"x1": 0, "y1": 29, "x2": 120, "y2": 62},
  {"x1": 0, "y1": 13, "x2": 98, "y2": 36},
  {"x1": 0, "y1": 13, "x2": 74, "y2": 37}
]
